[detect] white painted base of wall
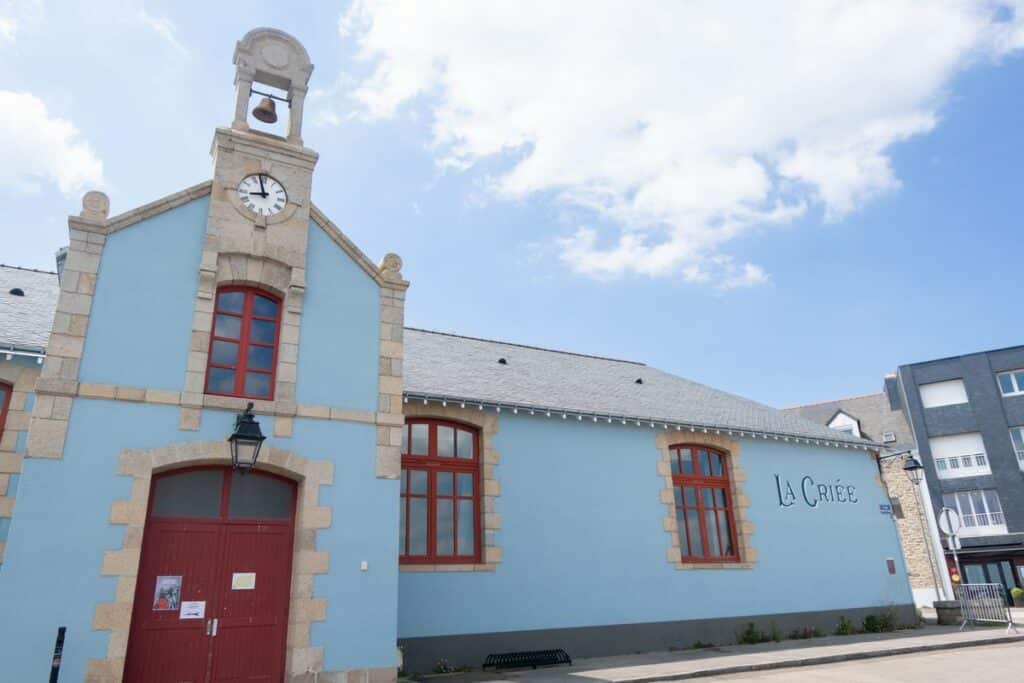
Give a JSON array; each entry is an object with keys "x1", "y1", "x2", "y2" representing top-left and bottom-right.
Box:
[{"x1": 912, "y1": 587, "x2": 940, "y2": 607}]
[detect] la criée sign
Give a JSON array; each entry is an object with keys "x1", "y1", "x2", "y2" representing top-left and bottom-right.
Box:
[{"x1": 774, "y1": 474, "x2": 858, "y2": 508}]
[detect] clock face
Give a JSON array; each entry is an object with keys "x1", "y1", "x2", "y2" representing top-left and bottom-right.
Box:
[{"x1": 237, "y1": 174, "x2": 287, "y2": 216}]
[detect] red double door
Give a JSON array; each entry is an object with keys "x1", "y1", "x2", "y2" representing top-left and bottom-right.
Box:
[{"x1": 124, "y1": 467, "x2": 296, "y2": 683}]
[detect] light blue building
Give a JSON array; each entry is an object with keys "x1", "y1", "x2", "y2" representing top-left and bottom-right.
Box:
[{"x1": 0, "y1": 29, "x2": 912, "y2": 683}]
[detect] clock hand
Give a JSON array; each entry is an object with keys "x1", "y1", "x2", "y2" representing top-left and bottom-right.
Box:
[{"x1": 258, "y1": 175, "x2": 268, "y2": 197}]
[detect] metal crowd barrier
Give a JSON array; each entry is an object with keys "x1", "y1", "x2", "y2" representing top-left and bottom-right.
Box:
[{"x1": 957, "y1": 583, "x2": 1018, "y2": 634}]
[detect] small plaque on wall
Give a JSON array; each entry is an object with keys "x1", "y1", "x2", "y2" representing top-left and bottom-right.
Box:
[{"x1": 232, "y1": 572, "x2": 256, "y2": 590}]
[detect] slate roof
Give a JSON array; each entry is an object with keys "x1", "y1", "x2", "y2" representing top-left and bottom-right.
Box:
[
  {"x1": 0, "y1": 265, "x2": 60, "y2": 352},
  {"x1": 0, "y1": 261, "x2": 873, "y2": 446},
  {"x1": 404, "y1": 328, "x2": 874, "y2": 446},
  {"x1": 783, "y1": 392, "x2": 914, "y2": 451}
]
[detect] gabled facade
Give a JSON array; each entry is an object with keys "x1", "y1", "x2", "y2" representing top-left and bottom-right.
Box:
[{"x1": 0, "y1": 28, "x2": 914, "y2": 683}]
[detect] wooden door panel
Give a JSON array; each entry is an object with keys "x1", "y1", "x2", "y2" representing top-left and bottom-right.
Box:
[
  {"x1": 210, "y1": 523, "x2": 293, "y2": 683},
  {"x1": 125, "y1": 522, "x2": 221, "y2": 683}
]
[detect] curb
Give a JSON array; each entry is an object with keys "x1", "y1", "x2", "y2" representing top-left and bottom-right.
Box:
[{"x1": 621, "y1": 633, "x2": 1024, "y2": 682}]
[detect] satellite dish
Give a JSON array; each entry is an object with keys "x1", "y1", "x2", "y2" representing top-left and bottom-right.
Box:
[{"x1": 938, "y1": 507, "x2": 961, "y2": 536}]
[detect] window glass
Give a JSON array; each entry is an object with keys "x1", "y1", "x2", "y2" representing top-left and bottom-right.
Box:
[
  {"x1": 206, "y1": 367, "x2": 235, "y2": 394},
  {"x1": 957, "y1": 492, "x2": 974, "y2": 515},
  {"x1": 999, "y1": 374, "x2": 1016, "y2": 395},
  {"x1": 680, "y1": 451, "x2": 695, "y2": 475},
  {"x1": 436, "y1": 499, "x2": 454, "y2": 555},
  {"x1": 227, "y1": 471, "x2": 293, "y2": 519},
  {"x1": 436, "y1": 471, "x2": 453, "y2": 496},
  {"x1": 437, "y1": 425, "x2": 455, "y2": 457},
  {"x1": 456, "y1": 429, "x2": 474, "y2": 459},
  {"x1": 252, "y1": 295, "x2": 278, "y2": 318},
  {"x1": 682, "y1": 486, "x2": 697, "y2": 506},
  {"x1": 1016, "y1": 372, "x2": 1024, "y2": 391},
  {"x1": 685, "y1": 510, "x2": 703, "y2": 556},
  {"x1": 457, "y1": 473, "x2": 474, "y2": 496},
  {"x1": 410, "y1": 423, "x2": 428, "y2": 455},
  {"x1": 210, "y1": 340, "x2": 239, "y2": 366},
  {"x1": 214, "y1": 314, "x2": 242, "y2": 339},
  {"x1": 985, "y1": 490, "x2": 1003, "y2": 513},
  {"x1": 457, "y1": 500, "x2": 475, "y2": 555},
  {"x1": 151, "y1": 470, "x2": 223, "y2": 518},
  {"x1": 247, "y1": 345, "x2": 274, "y2": 370},
  {"x1": 408, "y1": 499, "x2": 427, "y2": 555},
  {"x1": 243, "y1": 372, "x2": 271, "y2": 398},
  {"x1": 675, "y1": 506, "x2": 689, "y2": 554},
  {"x1": 698, "y1": 450, "x2": 712, "y2": 476},
  {"x1": 704, "y1": 510, "x2": 721, "y2": 556},
  {"x1": 717, "y1": 511, "x2": 733, "y2": 555},
  {"x1": 217, "y1": 290, "x2": 244, "y2": 313},
  {"x1": 715, "y1": 488, "x2": 728, "y2": 507},
  {"x1": 408, "y1": 470, "x2": 427, "y2": 495},
  {"x1": 710, "y1": 453, "x2": 723, "y2": 477},
  {"x1": 250, "y1": 319, "x2": 276, "y2": 344}
]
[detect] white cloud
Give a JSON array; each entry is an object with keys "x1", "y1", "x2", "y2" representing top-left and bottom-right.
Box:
[
  {"x1": 0, "y1": 91, "x2": 104, "y2": 196},
  {"x1": 137, "y1": 7, "x2": 189, "y2": 58},
  {"x1": 340, "y1": 1, "x2": 1024, "y2": 285},
  {"x1": 0, "y1": 0, "x2": 42, "y2": 43}
]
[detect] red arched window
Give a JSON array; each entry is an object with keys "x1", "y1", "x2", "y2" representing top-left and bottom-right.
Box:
[
  {"x1": 400, "y1": 419, "x2": 481, "y2": 564},
  {"x1": 0, "y1": 381, "x2": 11, "y2": 445},
  {"x1": 205, "y1": 287, "x2": 281, "y2": 400},
  {"x1": 670, "y1": 445, "x2": 738, "y2": 562}
]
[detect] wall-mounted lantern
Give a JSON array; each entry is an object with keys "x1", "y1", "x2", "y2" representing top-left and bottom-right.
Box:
[
  {"x1": 903, "y1": 456, "x2": 925, "y2": 485},
  {"x1": 228, "y1": 402, "x2": 265, "y2": 471}
]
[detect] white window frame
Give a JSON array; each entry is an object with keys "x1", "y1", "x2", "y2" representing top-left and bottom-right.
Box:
[
  {"x1": 1010, "y1": 426, "x2": 1024, "y2": 470},
  {"x1": 942, "y1": 489, "x2": 1007, "y2": 537},
  {"x1": 919, "y1": 379, "x2": 969, "y2": 409},
  {"x1": 997, "y1": 369, "x2": 1024, "y2": 397},
  {"x1": 929, "y1": 433, "x2": 991, "y2": 479}
]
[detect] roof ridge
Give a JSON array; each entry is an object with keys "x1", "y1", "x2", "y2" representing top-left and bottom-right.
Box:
[
  {"x1": 0, "y1": 264, "x2": 58, "y2": 275},
  {"x1": 405, "y1": 327, "x2": 646, "y2": 366},
  {"x1": 781, "y1": 391, "x2": 884, "y2": 410}
]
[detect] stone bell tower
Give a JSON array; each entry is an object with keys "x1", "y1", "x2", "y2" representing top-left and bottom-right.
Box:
[{"x1": 180, "y1": 28, "x2": 320, "y2": 419}]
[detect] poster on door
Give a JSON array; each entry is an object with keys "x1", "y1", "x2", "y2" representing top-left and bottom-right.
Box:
[{"x1": 152, "y1": 575, "x2": 182, "y2": 611}]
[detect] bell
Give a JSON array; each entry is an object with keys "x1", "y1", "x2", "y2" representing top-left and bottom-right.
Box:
[{"x1": 252, "y1": 96, "x2": 278, "y2": 124}]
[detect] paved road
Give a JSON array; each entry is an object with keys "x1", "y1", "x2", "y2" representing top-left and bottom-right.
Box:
[{"x1": 704, "y1": 642, "x2": 1022, "y2": 682}]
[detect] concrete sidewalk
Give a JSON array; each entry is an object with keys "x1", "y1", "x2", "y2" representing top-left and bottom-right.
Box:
[{"x1": 418, "y1": 625, "x2": 1023, "y2": 682}]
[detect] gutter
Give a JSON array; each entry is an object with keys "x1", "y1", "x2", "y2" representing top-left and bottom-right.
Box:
[{"x1": 402, "y1": 391, "x2": 880, "y2": 451}]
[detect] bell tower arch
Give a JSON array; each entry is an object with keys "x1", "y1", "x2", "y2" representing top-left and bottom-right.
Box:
[{"x1": 231, "y1": 28, "x2": 314, "y2": 144}]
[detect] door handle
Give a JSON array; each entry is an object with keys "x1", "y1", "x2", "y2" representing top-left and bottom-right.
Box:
[
  {"x1": 205, "y1": 619, "x2": 211, "y2": 636},
  {"x1": 211, "y1": 618, "x2": 218, "y2": 637}
]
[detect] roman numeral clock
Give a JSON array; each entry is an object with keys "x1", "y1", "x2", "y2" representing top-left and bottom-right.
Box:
[{"x1": 237, "y1": 174, "x2": 287, "y2": 216}]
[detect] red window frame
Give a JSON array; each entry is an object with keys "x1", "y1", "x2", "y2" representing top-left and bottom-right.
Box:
[
  {"x1": 204, "y1": 286, "x2": 282, "y2": 400},
  {"x1": 670, "y1": 444, "x2": 739, "y2": 563},
  {"x1": 0, "y1": 381, "x2": 11, "y2": 446},
  {"x1": 400, "y1": 418, "x2": 482, "y2": 564}
]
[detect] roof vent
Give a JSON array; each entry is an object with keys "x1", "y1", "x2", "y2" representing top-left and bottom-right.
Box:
[
  {"x1": 8, "y1": 288, "x2": 24, "y2": 296},
  {"x1": 635, "y1": 378, "x2": 643, "y2": 384},
  {"x1": 882, "y1": 431, "x2": 896, "y2": 443},
  {"x1": 497, "y1": 358, "x2": 508, "y2": 365}
]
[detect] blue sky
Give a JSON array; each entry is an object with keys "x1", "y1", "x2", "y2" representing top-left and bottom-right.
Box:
[{"x1": 2, "y1": 1, "x2": 1023, "y2": 408}]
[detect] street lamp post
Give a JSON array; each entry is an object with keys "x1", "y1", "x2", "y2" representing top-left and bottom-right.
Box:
[{"x1": 903, "y1": 455, "x2": 945, "y2": 602}]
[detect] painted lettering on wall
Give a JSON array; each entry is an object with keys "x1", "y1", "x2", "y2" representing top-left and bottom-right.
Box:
[{"x1": 774, "y1": 474, "x2": 858, "y2": 508}]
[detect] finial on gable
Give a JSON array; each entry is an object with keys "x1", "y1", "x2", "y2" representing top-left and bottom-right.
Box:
[
  {"x1": 79, "y1": 191, "x2": 110, "y2": 223},
  {"x1": 232, "y1": 28, "x2": 314, "y2": 145},
  {"x1": 379, "y1": 253, "x2": 404, "y2": 282}
]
